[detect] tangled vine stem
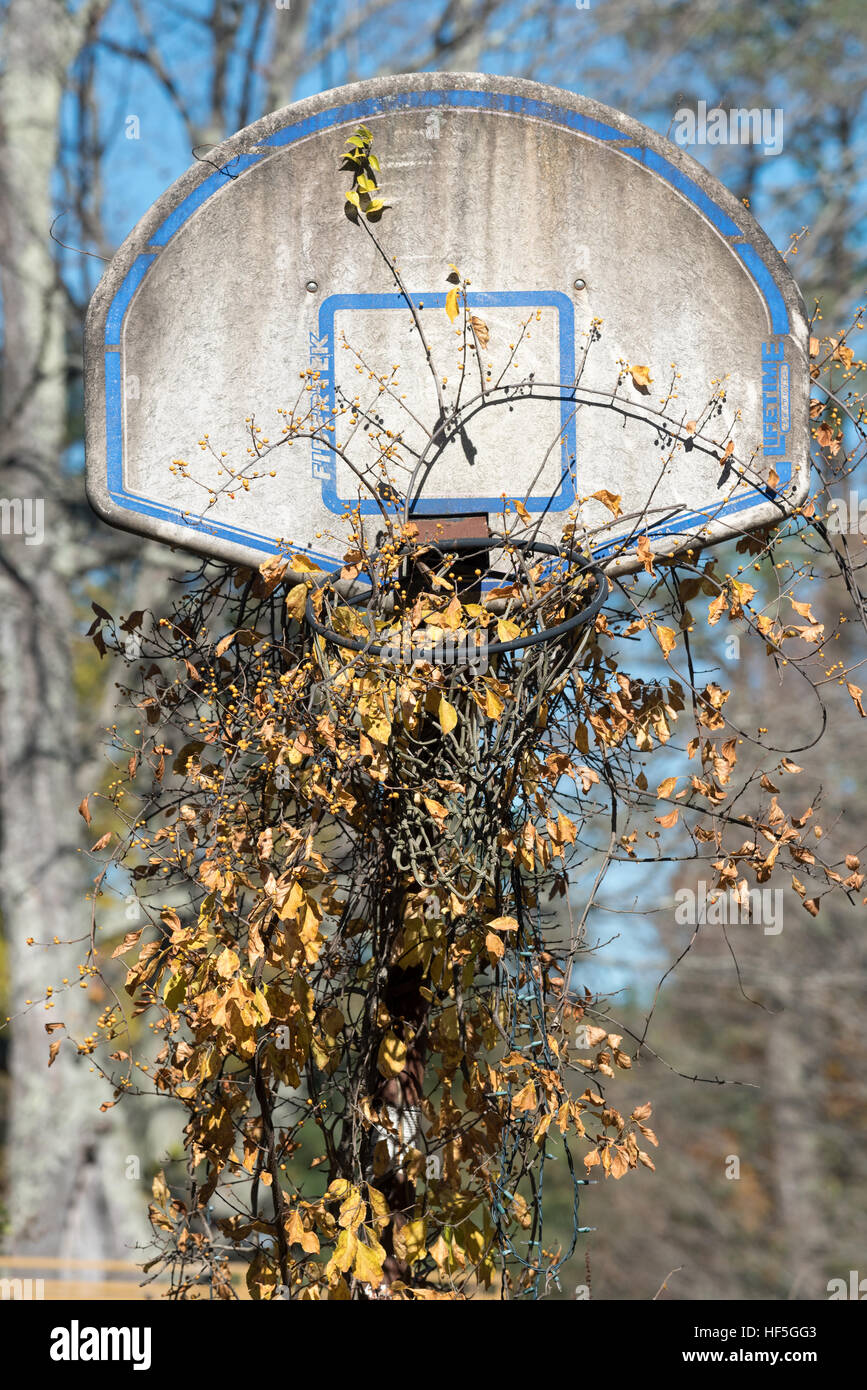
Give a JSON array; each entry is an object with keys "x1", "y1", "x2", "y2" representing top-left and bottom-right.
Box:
[
  {"x1": 85, "y1": 528, "x2": 679, "y2": 1299},
  {"x1": 74, "y1": 363, "x2": 867, "y2": 1296}
]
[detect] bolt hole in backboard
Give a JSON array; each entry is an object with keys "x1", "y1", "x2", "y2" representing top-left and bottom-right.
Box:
[{"x1": 84, "y1": 74, "x2": 808, "y2": 580}]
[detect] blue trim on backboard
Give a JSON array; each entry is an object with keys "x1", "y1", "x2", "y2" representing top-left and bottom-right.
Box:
[
  {"x1": 147, "y1": 153, "x2": 268, "y2": 246},
  {"x1": 734, "y1": 244, "x2": 789, "y2": 335},
  {"x1": 592, "y1": 479, "x2": 790, "y2": 560},
  {"x1": 258, "y1": 87, "x2": 630, "y2": 151},
  {"x1": 101, "y1": 85, "x2": 793, "y2": 564},
  {"x1": 104, "y1": 336, "x2": 338, "y2": 563},
  {"x1": 105, "y1": 254, "x2": 156, "y2": 346}
]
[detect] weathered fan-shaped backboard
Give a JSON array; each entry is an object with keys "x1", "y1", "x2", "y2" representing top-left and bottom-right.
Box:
[{"x1": 85, "y1": 73, "x2": 809, "y2": 578}]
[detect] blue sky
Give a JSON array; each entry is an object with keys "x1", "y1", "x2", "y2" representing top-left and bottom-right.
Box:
[{"x1": 60, "y1": 0, "x2": 860, "y2": 285}]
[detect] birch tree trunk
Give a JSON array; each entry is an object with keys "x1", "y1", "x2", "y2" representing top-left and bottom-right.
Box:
[
  {"x1": 765, "y1": 971, "x2": 823, "y2": 1299},
  {"x1": 0, "y1": 0, "x2": 139, "y2": 1267}
]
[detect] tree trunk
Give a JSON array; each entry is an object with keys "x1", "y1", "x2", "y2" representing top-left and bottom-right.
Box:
[
  {"x1": 0, "y1": 0, "x2": 140, "y2": 1269},
  {"x1": 765, "y1": 973, "x2": 822, "y2": 1299}
]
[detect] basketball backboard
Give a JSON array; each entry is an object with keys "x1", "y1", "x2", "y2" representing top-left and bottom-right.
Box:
[{"x1": 85, "y1": 73, "x2": 810, "y2": 580}]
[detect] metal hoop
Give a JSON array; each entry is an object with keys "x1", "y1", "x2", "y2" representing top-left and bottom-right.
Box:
[{"x1": 303, "y1": 537, "x2": 607, "y2": 663}]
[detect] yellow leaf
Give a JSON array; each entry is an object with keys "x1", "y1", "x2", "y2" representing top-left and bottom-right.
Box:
[
  {"x1": 707, "y1": 592, "x2": 728, "y2": 626},
  {"x1": 731, "y1": 579, "x2": 756, "y2": 611},
  {"x1": 485, "y1": 688, "x2": 504, "y2": 719},
  {"x1": 655, "y1": 624, "x2": 677, "y2": 657},
  {"x1": 285, "y1": 583, "x2": 308, "y2": 622},
  {"x1": 353, "y1": 1236, "x2": 386, "y2": 1286},
  {"x1": 163, "y1": 971, "x2": 186, "y2": 1010},
  {"x1": 377, "y1": 1031, "x2": 407, "y2": 1078},
  {"x1": 428, "y1": 1233, "x2": 450, "y2": 1272},
  {"x1": 422, "y1": 796, "x2": 449, "y2": 826},
  {"x1": 630, "y1": 364, "x2": 652, "y2": 391},
  {"x1": 789, "y1": 596, "x2": 814, "y2": 620},
  {"x1": 393, "y1": 1218, "x2": 427, "y2": 1266},
  {"x1": 470, "y1": 314, "x2": 489, "y2": 348},
  {"x1": 324, "y1": 1178, "x2": 352, "y2": 1201},
  {"x1": 511, "y1": 1080, "x2": 537, "y2": 1112},
  {"x1": 609, "y1": 1146, "x2": 630, "y2": 1179},
  {"x1": 161, "y1": 906, "x2": 182, "y2": 934},
  {"x1": 338, "y1": 1189, "x2": 366, "y2": 1231},
  {"x1": 445, "y1": 287, "x2": 460, "y2": 322},
  {"x1": 485, "y1": 930, "x2": 505, "y2": 962},
  {"x1": 636, "y1": 534, "x2": 655, "y2": 574},
  {"x1": 591, "y1": 489, "x2": 622, "y2": 517},
  {"x1": 497, "y1": 618, "x2": 521, "y2": 642},
  {"x1": 656, "y1": 776, "x2": 678, "y2": 798},
  {"x1": 321, "y1": 1006, "x2": 345, "y2": 1039},
  {"x1": 436, "y1": 595, "x2": 463, "y2": 630},
  {"x1": 438, "y1": 695, "x2": 458, "y2": 735},
  {"x1": 152, "y1": 1170, "x2": 170, "y2": 1206},
  {"x1": 216, "y1": 946, "x2": 239, "y2": 979},
  {"x1": 246, "y1": 1249, "x2": 278, "y2": 1300},
  {"x1": 111, "y1": 928, "x2": 143, "y2": 959},
  {"x1": 366, "y1": 1183, "x2": 390, "y2": 1228},
  {"x1": 288, "y1": 552, "x2": 324, "y2": 574},
  {"x1": 487, "y1": 915, "x2": 519, "y2": 932},
  {"x1": 258, "y1": 554, "x2": 287, "y2": 587},
  {"x1": 329, "y1": 1227, "x2": 357, "y2": 1275},
  {"x1": 557, "y1": 812, "x2": 577, "y2": 845}
]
